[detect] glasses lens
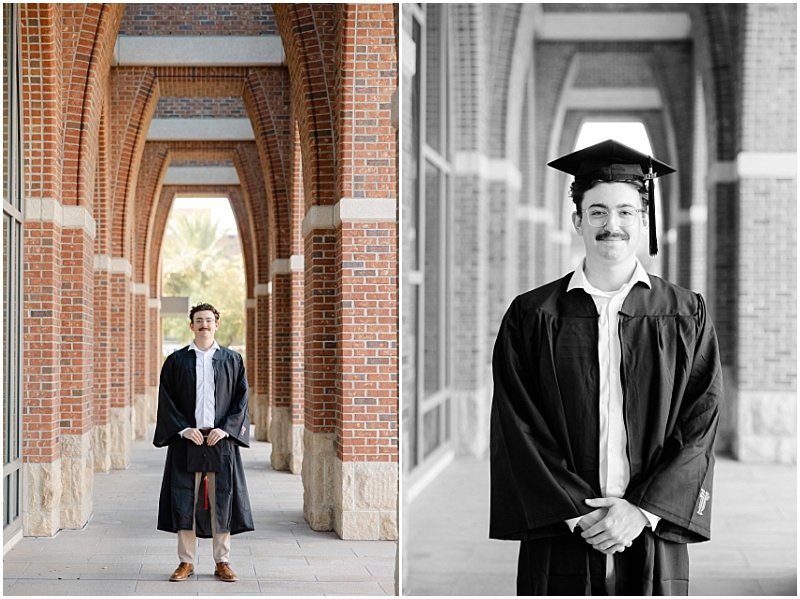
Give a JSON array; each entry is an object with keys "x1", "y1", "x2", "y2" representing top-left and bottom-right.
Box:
[{"x1": 586, "y1": 209, "x2": 637, "y2": 227}]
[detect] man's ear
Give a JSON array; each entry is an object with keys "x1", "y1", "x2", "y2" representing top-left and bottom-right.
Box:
[{"x1": 571, "y1": 211, "x2": 581, "y2": 231}]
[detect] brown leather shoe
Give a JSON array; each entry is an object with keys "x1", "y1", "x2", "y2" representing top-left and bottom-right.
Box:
[
  {"x1": 214, "y1": 561, "x2": 238, "y2": 582},
  {"x1": 169, "y1": 562, "x2": 194, "y2": 581}
]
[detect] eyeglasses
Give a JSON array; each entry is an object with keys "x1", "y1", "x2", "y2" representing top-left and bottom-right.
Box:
[
  {"x1": 193, "y1": 318, "x2": 217, "y2": 325},
  {"x1": 581, "y1": 208, "x2": 645, "y2": 227}
]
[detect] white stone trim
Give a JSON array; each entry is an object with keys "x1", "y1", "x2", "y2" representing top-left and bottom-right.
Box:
[
  {"x1": 454, "y1": 152, "x2": 522, "y2": 190},
  {"x1": 537, "y1": 13, "x2": 691, "y2": 41},
  {"x1": 62, "y1": 205, "x2": 96, "y2": 239},
  {"x1": 334, "y1": 197, "x2": 397, "y2": 224},
  {"x1": 148, "y1": 297, "x2": 161, "y2": 309},
  {"x1": 564, "y1": 87, "x2": 662, "y2": 110},
  {"x1": 737, "y1": 152, "x2": 797, "y2": 179},
  {"x1": 709, "y1": 161, "x2": 738, "y2": 184},
  {"x1": 302, "y1": 205, "x2": 336, "y2": 238},
  {"x1": 245, "y1": 299, "x2": 255, "y2": 309},
  {"x1": 25, "y1": 197, "x2": 62, "y2": 226},
  {"x1": 94, "y1": 254, "x2": 110, "y2": 271},
  {"x1": 132, "y1": 283, "x2": 149, "y2": 296},
  {"x1": 271, "y1": 258, "x2": 291, "y2": 276},
  {"x1": 147, "y1": 118, "x2": 254, "y2": 142},
  {"x1": 550, "y1": 230, "x2": 573, "y2": 246},
  {"x1": 676, "y1": 205, "x2": 708, "y2": 226},
  {"x1": 267, "y1": 281, "x2": 273, "y2": 295},
  {"x1": 115, "y1": 34, "x2": 284, "y2": 67},
  {"x1": 518, "y1": 205, "x2": 555, "y2": 225},
  {"x1": 290, "y1": 254, "x2": 304, "y2": 272},
  {"x1": 162, "y1": 166, "x2": 240, "y2": 185},
  {"x1": 96, "y1": 255, "x2": 132, "y2": 277},
  {"x1": 253, "y1": 284, "x2": 270, "y2": 296}
]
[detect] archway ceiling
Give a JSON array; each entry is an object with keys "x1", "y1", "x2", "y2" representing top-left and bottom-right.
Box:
[{"x1": 114, "y1": 4, "x2": 285, "y2": 187}]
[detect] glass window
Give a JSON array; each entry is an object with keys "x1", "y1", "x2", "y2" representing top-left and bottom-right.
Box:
[{"x1": 4, "y1": 3, "x2": 24, "y2": 541}]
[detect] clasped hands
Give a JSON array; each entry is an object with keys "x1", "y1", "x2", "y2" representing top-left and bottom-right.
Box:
[
  {"x1": 183, "y1": 427, "x2": 227, "y2": 446},
  {"x1": 577, "y1": 497, "x2": 648, "y2": 555}
]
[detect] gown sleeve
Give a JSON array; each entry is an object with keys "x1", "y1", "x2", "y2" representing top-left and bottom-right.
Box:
[
  {"x1": 153, "y1": 354, "x2": 193, "y2": 448},
  {"x1": 624, "y1": 294, "x2": 723, "y2": 543},
  {"x1": 216, "y1": 352, "x2": 251, "y2": 448},
  {"x1": 490, "y1": 297, "x2": 598, "y2": 540}
]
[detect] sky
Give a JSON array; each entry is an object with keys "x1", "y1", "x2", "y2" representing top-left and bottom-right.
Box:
[{"x1": 171, "y1": 196, "x2": 237, "y2": 234}]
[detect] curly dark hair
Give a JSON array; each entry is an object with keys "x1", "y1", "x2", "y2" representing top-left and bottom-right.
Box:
[
  {"x1": 189, "y1": 302, "x2": 220, "y2": 322},
  {"x1": 570, "y1": 178, "x2": 648, "y2": 214}
]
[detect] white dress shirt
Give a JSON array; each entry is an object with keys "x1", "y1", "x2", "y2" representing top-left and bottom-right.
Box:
[
  {"x1": 180, "y1": 340, "x2": 227, "y2": 438},
  {"x1": 564, "y1": 259, "x2": 660, "y2": 580}
]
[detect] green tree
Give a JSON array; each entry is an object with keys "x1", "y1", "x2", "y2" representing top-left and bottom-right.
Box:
[{"x1": 161, "y1": 209, "x2": 246, "y2": 357}]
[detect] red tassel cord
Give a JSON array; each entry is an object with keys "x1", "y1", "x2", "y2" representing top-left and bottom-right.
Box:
[{"x1": 203, "y1": 474, "x2": 209, "y2": 510}]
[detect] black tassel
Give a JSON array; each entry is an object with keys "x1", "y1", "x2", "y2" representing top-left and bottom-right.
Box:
[{"x1": 647, "y1": 159, "x2": 658, "y2": 256}]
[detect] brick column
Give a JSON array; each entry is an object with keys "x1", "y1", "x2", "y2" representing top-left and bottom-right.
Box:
[
  {"x1": 290, "y1": 265, "x2": 306, "y2": 474},
  {"x1": 334, "y1": 208, "x2": 398, "y2": 541},
  {"x1": 726, "y1": 4, "x2": 796, "y2": 462},
  {"x1": 254, "y1": 285, "x2": 270, "y2": 441},
  {"x1": 270, "y1": 256, "x2": 304, "y2": 472},
  {"x1": 59, "y1": 210, "x2": 96, "y2": 529},
  {"x1": 93, "y1": 257, "x2": 112, "y2": 472},
  {"x1": 302, "y1": 210, "x2": 338, "y2": 531},
  {"x1": 131, "y1": 284, "x2": 149, "y2": 440},
  {"x1": 22, "y1": 205, "x2": 63, "y2": 537},
  {"x1": 245, "y1": 298, "x2": 256, "y2": 396},
  {"x1": 147, "y1": 297, "x2": 160, "y2": 427},
  {"x1": 109, "y1": 261, "x2": 133, "y2": 469}
]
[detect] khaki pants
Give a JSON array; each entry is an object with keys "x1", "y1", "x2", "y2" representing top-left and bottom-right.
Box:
[{"x1": 177, "y1": 471, "x2": 231, "y2": 564}]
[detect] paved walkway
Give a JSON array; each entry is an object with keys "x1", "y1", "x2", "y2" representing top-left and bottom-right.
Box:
[
  {"x1": 405, "y1": 456, "x2": 796, "y2": 596},
  {"x1": 4, "y1": 425, "x2": 396, "y2": 596}
]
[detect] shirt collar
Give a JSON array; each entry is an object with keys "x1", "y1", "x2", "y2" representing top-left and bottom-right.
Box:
[
  {"x1": 189, "y1": 340, "x2": 220, "y2": 355},
  {"x1": 567, "y1": 258, "x2": 651, "y2": 295}
]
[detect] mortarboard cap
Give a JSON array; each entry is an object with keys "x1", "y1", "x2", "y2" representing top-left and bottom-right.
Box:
[{"x1": 548, "y1": 139, "x2": 675, "y2": 256}]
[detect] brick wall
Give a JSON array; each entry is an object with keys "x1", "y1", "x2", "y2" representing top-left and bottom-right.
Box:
[
  {"x1": 119, "y1": 4, "x2": 278, "y2": 36},
  {"x1": 154, "y1": 96, "x2": 248, "y2": 119}
]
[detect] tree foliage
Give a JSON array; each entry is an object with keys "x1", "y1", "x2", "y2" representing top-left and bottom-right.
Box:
[{"x1": 161, "y1": 209, "x2": 246, "y2": 356}]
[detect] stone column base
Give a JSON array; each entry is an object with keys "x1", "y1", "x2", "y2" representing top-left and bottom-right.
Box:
[
  {"x1": 93, "y1": 423, "x2": 111, "y2": 473},
  {"x1": 110, "y1": 405, "x2": 132, "y2": 469},
  {"x1": 291, "y1": 423, "x2": 304, "y2": 474},
  {"x1": 23, "y1": 460, "x2": 62, "y2": 537},
  {"x1": 270, "y1": 406, "x2": 292, "y2": 471},
  {"x1": 735, "y1": 390, "x2": 796, "y2": 462},
  {"x1": 302, "y1": 429, "x2": 336, "y2": 531},
  {"x1": 253, "y1": 394, "x2": 269, "y2": 441},
  {"x1": 148, "y1": 386, "x2": 158, "y2": 424},
  {"x1": 334, "y1": 459, "x2": 398, "y2": 540},
  {"x1": 60, "y1": 431, "x2": 93, "y2": 528},
  {"x1": 454, "y1": 384, "x2": 491, "y2": 457},
  {"x1": 134, "y1": 393, "x2": 148, "y2": 439}
]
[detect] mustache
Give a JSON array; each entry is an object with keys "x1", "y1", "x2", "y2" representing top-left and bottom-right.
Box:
[{"x1": 595, "y1": 232, "x2": 629, "y2": 241}]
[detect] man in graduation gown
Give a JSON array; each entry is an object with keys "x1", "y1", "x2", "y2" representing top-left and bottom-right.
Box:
[
  {"x1": 154, "y1": 302, "x2": 254, "y2": 583},
  {"x1": 490, "y1": 140, "x2": 723, "y2": 596}
]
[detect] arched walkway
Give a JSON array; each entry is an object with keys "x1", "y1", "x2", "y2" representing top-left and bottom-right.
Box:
[{"x1": 6, "y1": 3, "x2": 398, "y2": 559}]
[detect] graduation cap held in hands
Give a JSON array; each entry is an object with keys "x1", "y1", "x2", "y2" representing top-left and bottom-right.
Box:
[{"x1": 548, "y1": 139, "x2": 675, "y2": 256}]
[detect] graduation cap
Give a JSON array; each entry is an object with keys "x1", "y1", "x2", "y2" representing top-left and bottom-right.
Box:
[{"x1": 548, "y1": 139, "x2": 675, "y2": 256}]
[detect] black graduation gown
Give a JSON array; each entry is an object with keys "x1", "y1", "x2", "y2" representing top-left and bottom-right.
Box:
[
  {"x1": 490, "y1": 273, "x2": 723, "y2": 596},
  {"x1": 154, "y1": 345, "x2": 254, "y2": 537}
]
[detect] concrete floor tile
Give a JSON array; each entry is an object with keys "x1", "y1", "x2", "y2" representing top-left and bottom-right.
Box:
[
  {"x1": 452, "y1": 572, "x2": 516, "y2": 596},
  {"x1": 6, "y1": 578, "x2": 139, "y2": 595},
  {"x1": 135, "y1": 579, "x2": 261, "y2": 593},
  {"x1": 689, "y1": 577, "x2": 764, "y2": 596},
  {"x1": 257, "y1": 580, "x2": 326, "y2": 594},
  {"x1": 757, "y1": 577, "x2": 797, "y2": 595},
  {"x1": 743, "y1": 547, "x2": 798, "y2": 568}
]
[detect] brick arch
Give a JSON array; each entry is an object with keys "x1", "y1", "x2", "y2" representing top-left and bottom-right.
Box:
[
  {"x1": 696, "y1": 4, "x2": 742, "y2": 161},
  {"x1": 61, "y1": 3, "x2": 124, "y2": 209},
  {"x1": 244, "y1": 68, "x2": 293, "y2": 261},
  {"x1": 234, "y1": 143, "x2": 272, "y2": 286},
  {"x1": 109, "y1": 67, "x2": 160, "y2": 260},
  {"x1": 273, "y1": 3, "x2": 337, "y2": 211}
]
